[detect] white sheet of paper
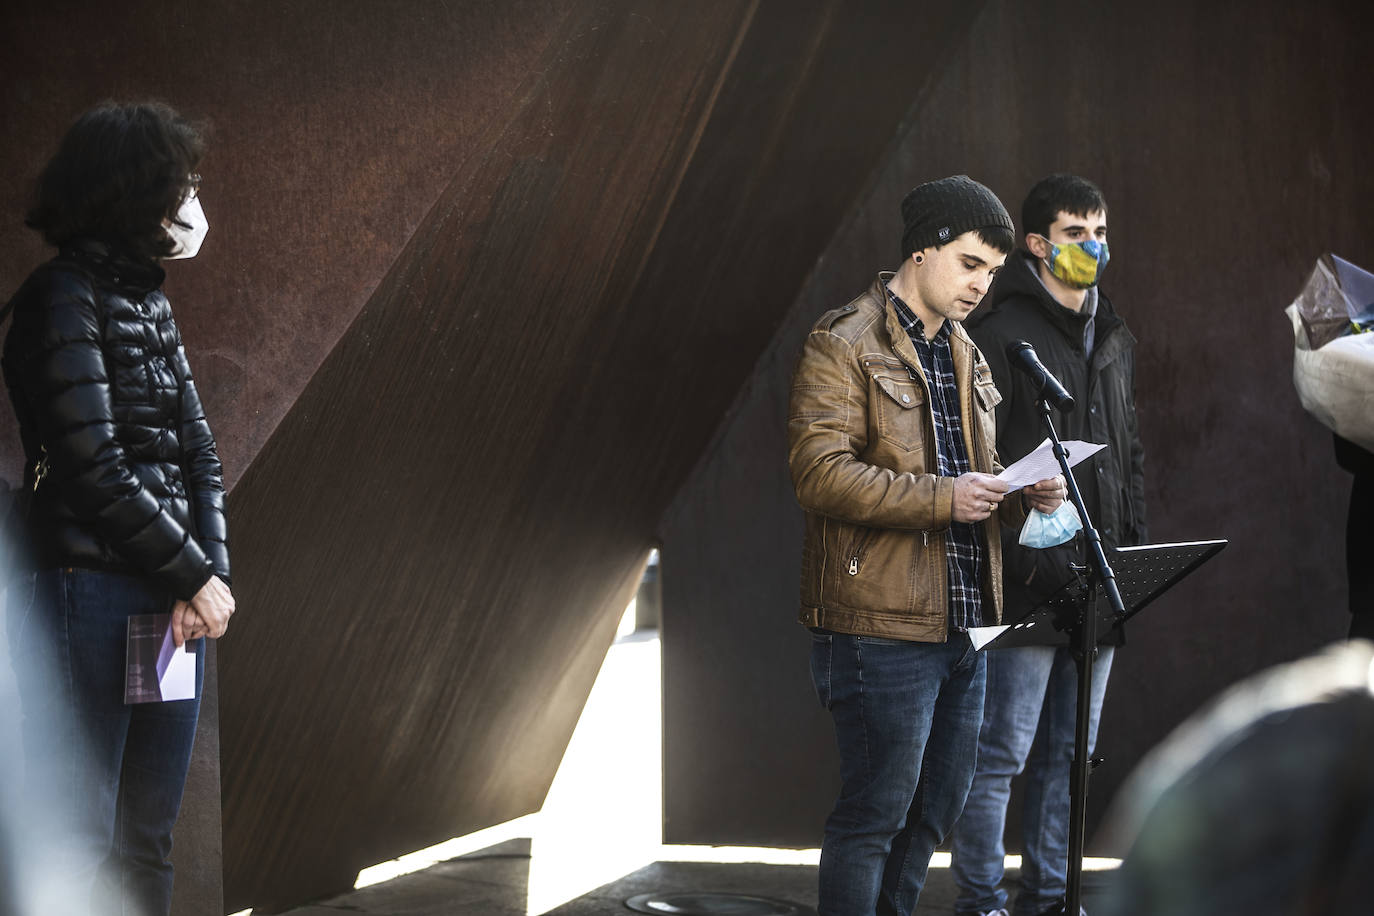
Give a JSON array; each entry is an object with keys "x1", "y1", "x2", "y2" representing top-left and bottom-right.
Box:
[
  {"x1": 996, "y1": 438, "x2": 1108, "y2": 490},
  {"x1": 156, "y1": 624, "x2": 197, "y2": 701},
  {"x1": 967, "y1": 625, "x2": 1009, "y2": 651}
]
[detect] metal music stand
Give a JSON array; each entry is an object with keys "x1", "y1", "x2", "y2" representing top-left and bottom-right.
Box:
[
  {"x1": 979, "y1": 398, "x2": 1227, "y2": 914},
  {"x1": 988, "y1": 539, "x2": 1228, "y2": 651}
]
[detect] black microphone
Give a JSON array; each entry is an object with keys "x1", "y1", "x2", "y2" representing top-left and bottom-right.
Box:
[{"x1": 1005, "y1": 341, "x2": 1075, "y2": 412}]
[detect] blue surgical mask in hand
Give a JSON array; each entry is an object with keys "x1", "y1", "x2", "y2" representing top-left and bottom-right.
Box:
[{"x1": 1018, "y1": 500, "x2": 1082, "y2": 548}]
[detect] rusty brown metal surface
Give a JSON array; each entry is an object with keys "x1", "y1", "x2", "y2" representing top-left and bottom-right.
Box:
[
  {"x1": 661, "y1": 0, "x2": 1374, "y2": 852},
  {"x1": 217, "y1": 0, "x2": 968, "y2": 906},
  {"x1": 0, "y1": 0, "x2": 575, "y2": 488},
  {"x1": 636, "y1": 0, "x2": 990, "y2": 845},
  {"x1": 217, "y1": 0, "x2": 754, "y2": 909},
  {"x1": 1, "y1": 3, "x2": 578, "y2": 912},
  {"x1": 5, "y1": 0, "x2": 1364, "y2": 912}
]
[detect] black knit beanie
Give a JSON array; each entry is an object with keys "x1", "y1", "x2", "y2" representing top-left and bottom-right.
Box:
[{"x1": 900, "y1": 175, "x2": 1013, "y2": 260}]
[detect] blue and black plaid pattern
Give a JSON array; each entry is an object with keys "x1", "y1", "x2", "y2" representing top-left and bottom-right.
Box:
[{"x1": 886, "y1": 285, "x2": 985, "y2": 630}]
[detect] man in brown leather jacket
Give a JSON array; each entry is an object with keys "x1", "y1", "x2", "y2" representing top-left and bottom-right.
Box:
[{"x1": 788, "y1": 175, "x2": 1066, "y2": 916}]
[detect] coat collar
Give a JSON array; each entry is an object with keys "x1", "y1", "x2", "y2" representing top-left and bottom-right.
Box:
[
  {"x1": 872, "y1": 272, "x2": 976, "y2": 372},
  {"x1": 60, "y1": 239, "x2": 166, "y2": 296}
]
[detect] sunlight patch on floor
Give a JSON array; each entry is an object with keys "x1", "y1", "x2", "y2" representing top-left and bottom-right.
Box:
[
  {"x1": 353, "y1": 813, "x2": 543, "y2": 889},
  {"x1": 326, "y1": 590, "x2": 1121, "y2": 916},
  {"x1": 523, "y1": 601, "x2": 662, "y2": 914}
]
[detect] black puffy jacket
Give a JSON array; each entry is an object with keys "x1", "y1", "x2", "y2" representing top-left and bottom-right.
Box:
[
  {"x1": 966, "y1": 251, "x2": 1146, "y2": 620},
  {"x1": 2, "y1": 242, "x2": 229, "y2": 599}
]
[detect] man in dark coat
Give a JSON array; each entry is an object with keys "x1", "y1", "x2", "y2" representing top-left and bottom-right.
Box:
[{"x1": 949, "y1": 174, "x2": 1147, "y2": 916}]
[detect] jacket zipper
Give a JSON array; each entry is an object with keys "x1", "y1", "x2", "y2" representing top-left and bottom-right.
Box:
[{"x1": 847, "y1": 529, "x2": 875, "y2": 576}]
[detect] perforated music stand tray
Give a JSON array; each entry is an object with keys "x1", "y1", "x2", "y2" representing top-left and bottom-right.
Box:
[
  {"x1": 976, "y1": 539, "x2": 1228, "y2": 650},
  {"x1": 972, "y1": 537, "x2": 1227, "y2": 913}
]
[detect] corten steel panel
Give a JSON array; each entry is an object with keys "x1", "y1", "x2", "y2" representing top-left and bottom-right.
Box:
[
  {"x1": 661, "y1": 0, "x2": 1374, "y2": 851},
  {"x1": 217, "y1": 0, "x2": 984, "y2": 905},
  {"x1": 559, "y1": 0, "x2": 979, "y2": 513},
  {"x1": 218, "y1": 1, "x2": 767, "y2": 909},
  {"x1": 0, "y1": 0, "x2": 574, "y2": 485},
  {"x1": 0, "y1": 2, "x2": 577, "y2": 914},
  {"x1": 642, "y1": 0, "x2": 991, "y2": 845}
]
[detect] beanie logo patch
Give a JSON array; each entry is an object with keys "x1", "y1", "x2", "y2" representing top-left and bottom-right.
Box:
[{"x1": 938, "y1": 226, "x2": 951, "y2": 241}]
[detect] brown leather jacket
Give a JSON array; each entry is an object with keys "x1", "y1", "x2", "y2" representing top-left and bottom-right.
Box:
[{"x1": 787, "y1": 275, "x2": 1025, "y2": 642}]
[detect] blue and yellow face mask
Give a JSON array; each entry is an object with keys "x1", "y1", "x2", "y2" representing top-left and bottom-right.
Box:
[{"x1": 1036, "y1": 236, "x2": 1110, "y2": 289}]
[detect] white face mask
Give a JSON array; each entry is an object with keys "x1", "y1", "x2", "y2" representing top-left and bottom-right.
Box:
[{"x1": 164, "y1": 195, "x2": 209, "y2": 259}]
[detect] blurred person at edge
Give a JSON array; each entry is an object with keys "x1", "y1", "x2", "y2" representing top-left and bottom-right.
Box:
[
  {"x1": 1, "y1": 101, "x2": 234, "y2": 916},
  {"x1": 1095, "y1": 639, "x2": 1374, "y2": 916}
]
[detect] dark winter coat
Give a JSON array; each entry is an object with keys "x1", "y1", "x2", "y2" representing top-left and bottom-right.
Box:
[
  {"x1": 966, "y1": 251, "x2": 1146, "y2": 619},
  {"x1": 2, "y1": 242, "x2": 229, "y2": 599}
]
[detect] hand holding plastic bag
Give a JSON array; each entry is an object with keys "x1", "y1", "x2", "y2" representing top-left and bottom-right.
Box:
[{"x1": 1018, "y1": 500, "x2": 1082, "y2": 549}]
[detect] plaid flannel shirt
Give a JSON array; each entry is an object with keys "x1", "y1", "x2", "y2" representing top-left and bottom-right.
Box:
[{"x1": 886, "y1": 284, "x2": 986, "y2": 630}]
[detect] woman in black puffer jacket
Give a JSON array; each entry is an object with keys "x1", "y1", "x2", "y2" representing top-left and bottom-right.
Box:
[{"x1": 2, "y1": 101, "x2": 235, "y2": 916}]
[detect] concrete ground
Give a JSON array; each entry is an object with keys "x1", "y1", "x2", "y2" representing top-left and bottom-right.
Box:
[
  {"x1": 268, "y1": 614, "x2": 1117, "y2": 916},
  {"x1": 278, "y1": 837, "x2": 1117, "y2": 915}
]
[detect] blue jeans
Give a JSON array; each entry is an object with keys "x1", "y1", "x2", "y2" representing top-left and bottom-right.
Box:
[
  {"x1": 811, "y1": 630, "x2": 987, "y2": 916},
  {"x1": 950, "y1": 644, "x2": 1114, "y2": 916},
  {"x1": 5, "y1": 569, "x2": 204, "y2": 916}
]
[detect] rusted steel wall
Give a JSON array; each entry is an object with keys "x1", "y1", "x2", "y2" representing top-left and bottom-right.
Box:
[
  {"x1": 215, "y1": 0, "x2": 947, "y2": 910},
  {"x1": 6, "y1": 0, "x2": 1362, "y2": 911},
  {"x1": 0, "y1": 0, "x2": 575, "y2": 488},
  {"x1": 2, "y1": 2, "x2": 573, "y2": 913},
  {"x1": 662, "y1": 0, "x2": 1374, "y2": 851}
]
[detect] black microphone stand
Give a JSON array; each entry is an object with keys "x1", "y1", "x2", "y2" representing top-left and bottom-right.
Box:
[{"x1": 1036, "y1": 397, "x2": 1127, "y2": 915}]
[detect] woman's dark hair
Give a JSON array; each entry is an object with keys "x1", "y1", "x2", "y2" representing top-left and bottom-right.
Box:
[{"x1": 26, "y1": 101, "x2": 205, "y2": 261}]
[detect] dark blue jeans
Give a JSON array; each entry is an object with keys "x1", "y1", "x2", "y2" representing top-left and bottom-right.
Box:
[
  {"x1": 951, "y1": 645, "x2": 1113, "y2": 916},
  {"x1": 810, "y1": 630, "x2": 987, "y2": 916},
  {"x1": 6, "y1": 569, "x2": 203, "y2": 916}
]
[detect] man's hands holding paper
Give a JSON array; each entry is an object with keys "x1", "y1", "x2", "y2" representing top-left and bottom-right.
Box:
[
  {"x1": 994, "y1": 437, "x2": 1105, "y2": 519},
  {"x1": 1022, "y1": 475, "x2": 1067, "y2": 514},
  {"x1": 953, "y1": 472, "x2": 1066, "y2": 523},
  {"x1": 171, "y1": 575, "x2": 235, "y2": 646},
  {"x1": 953, "y1": 472, "x2": 1011, "y2": 523}
]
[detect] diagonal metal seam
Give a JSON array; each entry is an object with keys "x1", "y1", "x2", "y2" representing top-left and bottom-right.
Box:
[
  {"x1": 227, "y1": 0, "x2": 760, "y2": 501},
  {"x1": 493, "y1": 0, "x2": 769, "y2": 361},
  {"x1": 689, "y1": 0, "x2": 843, "y2": 290},
  {"x1": 221, "y1": 1, "x2": 585, "y2": 496},
  {"x1": 545, "y1": 2, "x2": 896, "y2": 503},
  {"x1": 481, "y1": 2, "x2": 767, "y2": 802},
  {"x1": 216, "y1": 6, "x2": 609, "y2": 903},
  {"x1": 613, "y1": 0, "x2": 763, "y2": 293},
  {"x1": 218, "y1": 6, "x2": 783, "y2": 910},
  {"x1": 658, "y1": 0, "x2": 998, "y2": 537}
]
